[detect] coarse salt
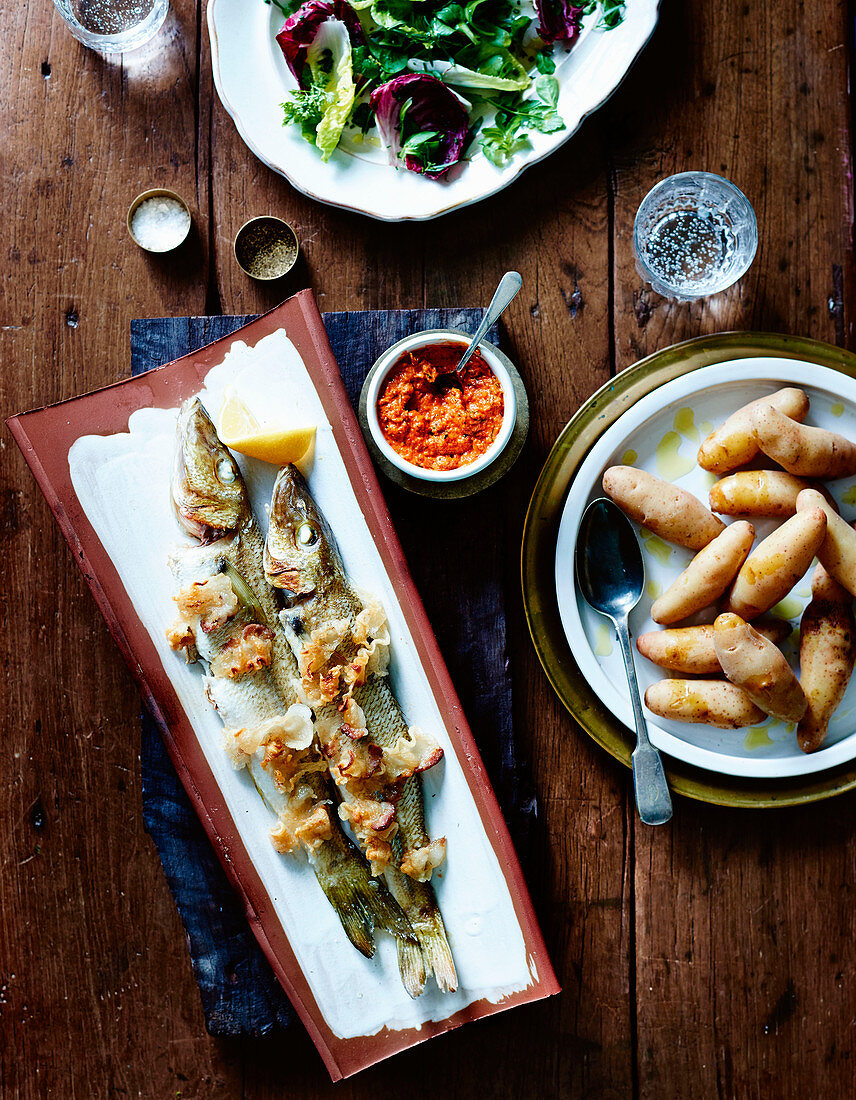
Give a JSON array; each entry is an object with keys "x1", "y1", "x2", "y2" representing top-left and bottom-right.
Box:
[{"x1": 130, "y1": 195, "x2": 191, "y2": 252}]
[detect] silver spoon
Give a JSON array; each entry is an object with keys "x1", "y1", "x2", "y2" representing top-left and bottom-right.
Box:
[
  {"x1": 436, "y1": 270, "x2": 523, "y2": 389},
  {"x1": 575, "y1": 497, "x2": 673, "y2": 826}
]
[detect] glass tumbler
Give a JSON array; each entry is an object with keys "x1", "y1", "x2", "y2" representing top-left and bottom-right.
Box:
[
  {"x1": 51, "y1": 0, "x2": 168, "y2": 52},
  {"x1": 633, "y1": 172, "x2": 758, "y2": 301}
]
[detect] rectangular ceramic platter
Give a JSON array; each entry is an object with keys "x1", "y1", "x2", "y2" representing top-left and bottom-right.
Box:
[{"x1": 8, "y1": 292, "x2": 558, "y2": 1081}]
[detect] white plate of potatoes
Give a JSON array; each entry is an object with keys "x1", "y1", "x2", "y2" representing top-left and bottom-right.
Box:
[{"x1": 556, "y1": 358, "x2": 856, "y2": 779}]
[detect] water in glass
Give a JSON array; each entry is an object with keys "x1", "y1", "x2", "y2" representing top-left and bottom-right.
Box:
[
  {"x1": 52, "y1": 0, "x2": 168, "y2": 52},
  {"x1": 633, "y1": 172, "x2": 758, "y2": 301}
]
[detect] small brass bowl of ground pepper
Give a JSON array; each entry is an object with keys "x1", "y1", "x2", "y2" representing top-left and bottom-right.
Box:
[{"x1": 234, "y1": 216, "x2": 299, "y2": 280}]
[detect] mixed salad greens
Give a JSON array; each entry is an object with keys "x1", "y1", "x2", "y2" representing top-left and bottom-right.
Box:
[{"x1": 269, "y1": 0, "x2": 625, "y2": 177}]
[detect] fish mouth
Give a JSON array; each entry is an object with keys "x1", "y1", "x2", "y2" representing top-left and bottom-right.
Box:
[
  {"x1": 264, "y1": 557, "x2": 313, "y2": 596},
  {"x1": 172, "y1": 397, "x2": 248, "y2": 540}
]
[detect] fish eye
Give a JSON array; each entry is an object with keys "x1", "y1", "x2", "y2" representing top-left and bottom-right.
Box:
[
  {"x1": 217, "y1": 458, "x2": 236, "y2": 484},
  {"x1": 296, "y1": 523, "x2": 319, "y2": 547}
]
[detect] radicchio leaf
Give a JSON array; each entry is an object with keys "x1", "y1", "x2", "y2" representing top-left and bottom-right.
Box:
[
  {"x1": 369, "y1": 74, "x2": 469, "y2": 180},
  {"x1": 276, "y1": 0, "x2": 366, "y2": 89},
  {"x1": 535, "y1": 0, "x2": 584, "y2": 46}
]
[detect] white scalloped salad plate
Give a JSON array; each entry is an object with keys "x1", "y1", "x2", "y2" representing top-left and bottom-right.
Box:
[
  {"x1": 554, "y1": 359, "x2": 856, "y2": 780},
  {"x1": 208, "y1": 0, "x2": 660, "y2": 221}
]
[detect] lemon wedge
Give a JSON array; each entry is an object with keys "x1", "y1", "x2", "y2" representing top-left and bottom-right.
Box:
[
  {"x1": 218, "y1": 390, "x2": 316, "y2": 472},
  {"x1": 218, "y1": 389, "x2": 261, "y2": 439}
]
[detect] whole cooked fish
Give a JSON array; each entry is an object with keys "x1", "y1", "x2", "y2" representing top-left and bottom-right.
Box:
[
  {"x1": 263, "y1": 464, "x2": 457, "y2": 995},
  {"x1": 166, "y1": 397, "x2": 414, "y2": 962}
]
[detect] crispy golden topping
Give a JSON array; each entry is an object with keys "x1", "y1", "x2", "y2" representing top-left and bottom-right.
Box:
[
  {"x1": 298, "y1": 601, "x2": 390, "y2": 708},
  {"x1": 365, "y1": 836, "x2": 395, "y2": 877},
  {"x1": 400, "y1": 838, "x2": 447, "y2": 882},
  {"x1": 322, "y1": 728, "x2": 384, "y2": 783},
  {"x1": 339, "y1": 798, "x2": 398, "y2": 876},
  {"x1": 174, "y1": 573, "x2": 238, "y2": 633},
  {"x1": 270, "y1": 796, "x2": 333, "y2": 855},
  {"x1": 294, "y1": 804, "x2": 333, "y2": 851},
  {"x1": 210, "y1": 624, "x2": 274, "y2": 678},
  {"x1": 223, "y1": 704, "x2": 315, "y2": 769},
  {"x1": 165, "y1": 618, "x2": 197, "y2": 662},
  {"x1": 350, "y1": 598, "x2": 391, "y2": 676},
  {"x1": 383, "y1": 726, "x2": 444, "y2": 780},
  {"x1": 318, "y1": 664, "x2": 343, "y2": 703},
  {"x1": 300, "y1": 618, "x2": 350, "y2": 677},
  {"x1": 271, "y1": 759, "x2": 329, "y2": 798},
  {"x1": 339, "y1": 796, "x2": 397, "y2": 833},
  {"x1": 269, "y1": 813, "x2": 301, "y2": 855}
]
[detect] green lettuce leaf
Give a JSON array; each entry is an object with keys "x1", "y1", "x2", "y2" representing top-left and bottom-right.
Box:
[
  {"x1": 308, "y1": 19, "x2": 357, "y2": 159},
  {"x1": 408, "y1": 54, "x2": 530, "y2": 92}
]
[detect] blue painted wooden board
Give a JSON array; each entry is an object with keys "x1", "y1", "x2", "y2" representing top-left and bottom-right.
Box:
[{"x1": 130, "y1": 309, "x2": 533, "y2": 1038}]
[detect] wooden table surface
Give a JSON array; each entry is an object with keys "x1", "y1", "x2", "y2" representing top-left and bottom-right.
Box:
[{"x1": 3, "y1": 0, "x2": 855, "y2": 1095}]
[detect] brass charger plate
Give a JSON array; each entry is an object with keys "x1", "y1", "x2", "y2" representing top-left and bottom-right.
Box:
[{"x1": 522, "y1": 331, "x2": 856, "y2": 808}]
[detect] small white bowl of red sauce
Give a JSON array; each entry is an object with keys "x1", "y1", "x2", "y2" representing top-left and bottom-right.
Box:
[{"x1": 365, "y1": 331, "x2": 518, "y2": 484}]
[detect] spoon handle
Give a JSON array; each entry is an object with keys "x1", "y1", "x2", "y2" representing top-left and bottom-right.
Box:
[
  {"x1": 456, "y1": 271, "x2": 523, "y2": 374},
  {"x1": 614, "y1": 614, "x2": 673, "y2": 826}
]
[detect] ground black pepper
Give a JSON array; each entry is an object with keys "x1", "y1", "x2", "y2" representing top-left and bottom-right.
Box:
[{"x1": 234, "y1": 218, "x2": 298, "y2": 279}]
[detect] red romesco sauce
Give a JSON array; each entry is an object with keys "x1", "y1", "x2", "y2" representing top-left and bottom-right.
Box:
[{"x1": 377, "y1": 343, "x2": 505, "y2": 471}]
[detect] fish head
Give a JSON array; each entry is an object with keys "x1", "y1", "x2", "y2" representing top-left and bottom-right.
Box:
[
  {"x1": 172, "y1": 397, "x2": 248, "y2": 542},
  {"x1": 265, "y1": 465, "x2": 338, "y2": 596}
]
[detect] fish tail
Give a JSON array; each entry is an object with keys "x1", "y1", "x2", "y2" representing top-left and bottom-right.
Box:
[
  {"x1": 313, "y1": 871, "x2": 377, "y2": 958},
  {"x1": 419, "y1": 906, "x2": 457, "y2": 994},
  {"x1": 385, "y1": 867, "x2": 457, "y2": 995},
  {"x1": 396, "y1": 933, "x2": 428, "y2": 998},
  {"x1": 312, "y1": 831, "x2": 414, "y2": 958}
]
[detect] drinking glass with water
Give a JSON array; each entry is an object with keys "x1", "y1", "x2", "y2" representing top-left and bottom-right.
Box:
[
  {"x1": 633, "y1": 172, "x2": 758, "y2": 301},
  {"x1": 52, "y1": 0, "x2": 168, "y2": 52}
]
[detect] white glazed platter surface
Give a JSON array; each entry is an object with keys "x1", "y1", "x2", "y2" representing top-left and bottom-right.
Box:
[
  {"x1": 208, "y1": 0, "x2": 660, "y2": 221},
  {"x1": 554, "y1": 358, "x2": 856, "y2": 779}
]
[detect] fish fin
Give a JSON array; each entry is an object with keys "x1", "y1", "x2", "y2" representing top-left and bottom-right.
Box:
[
  {"x1": 359, "y1": 873, "x2": 417, "y2": 944},
  {"x1": 419, "y1": 906, "x2": 457, "y2": 994},
  {"x1": 397, "y1": 934, "x2": 428, "y2": 998},
  {"x1": 384, "y1": 868, "x2": 457, "y2": 995},
  {"x1": 315, "y1": 873, "x2": 377, "y2": 958},
  {"x1": 311, "y1": 832, "x2": 414, "y2": 958}
]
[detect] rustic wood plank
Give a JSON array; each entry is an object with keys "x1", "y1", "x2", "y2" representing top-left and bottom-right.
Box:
[
  {"x1": 0, "y1": 2, "x2": 242, "y2": 1097},
  {"x1": 608, "y1": 1, "x2": 856, "y2": 1096}
]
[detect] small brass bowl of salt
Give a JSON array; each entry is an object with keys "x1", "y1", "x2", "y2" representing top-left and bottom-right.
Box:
[
  {"x1": 234, "y1": 216, "x2": 299, "y2": 280},
  {"x1": 127, "y1": 189, "x2": 192, "y2": 253}
]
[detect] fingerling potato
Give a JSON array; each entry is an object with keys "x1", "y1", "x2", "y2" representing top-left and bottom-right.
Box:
[
  {"x1": 727, "y1": 507, "x2": 827, "y2": 619},
  {"x1": 752, "y1": 405, "x2": 856, "y2": 479},
  {"x1": 644, "y1": 679, "x2": 766, "y2": 728},
  {"x1": 713, "y1": 612, "x2": 807, "y2": 722},
  {"x1": 636, "y1": 619, "x2": 790, "y2": 675},
  {"x1": 798, "y1": 563, "x2": 856, "y2": 753},
  {"x1": 651, "y1": 521, "x2": 755, "y2": 625},
  {"x1": 697, "y1": 387, "x2": 809, "y2": 474},
  {"x1": 602, "y1": 466, "x2": 725, "y2": 550},
  {"x1": 796, "y1": 488, "x2": 856, "y2": 596},
  {"x1": 709, "y1": 470, "x2": 813, "y2": 517}
]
